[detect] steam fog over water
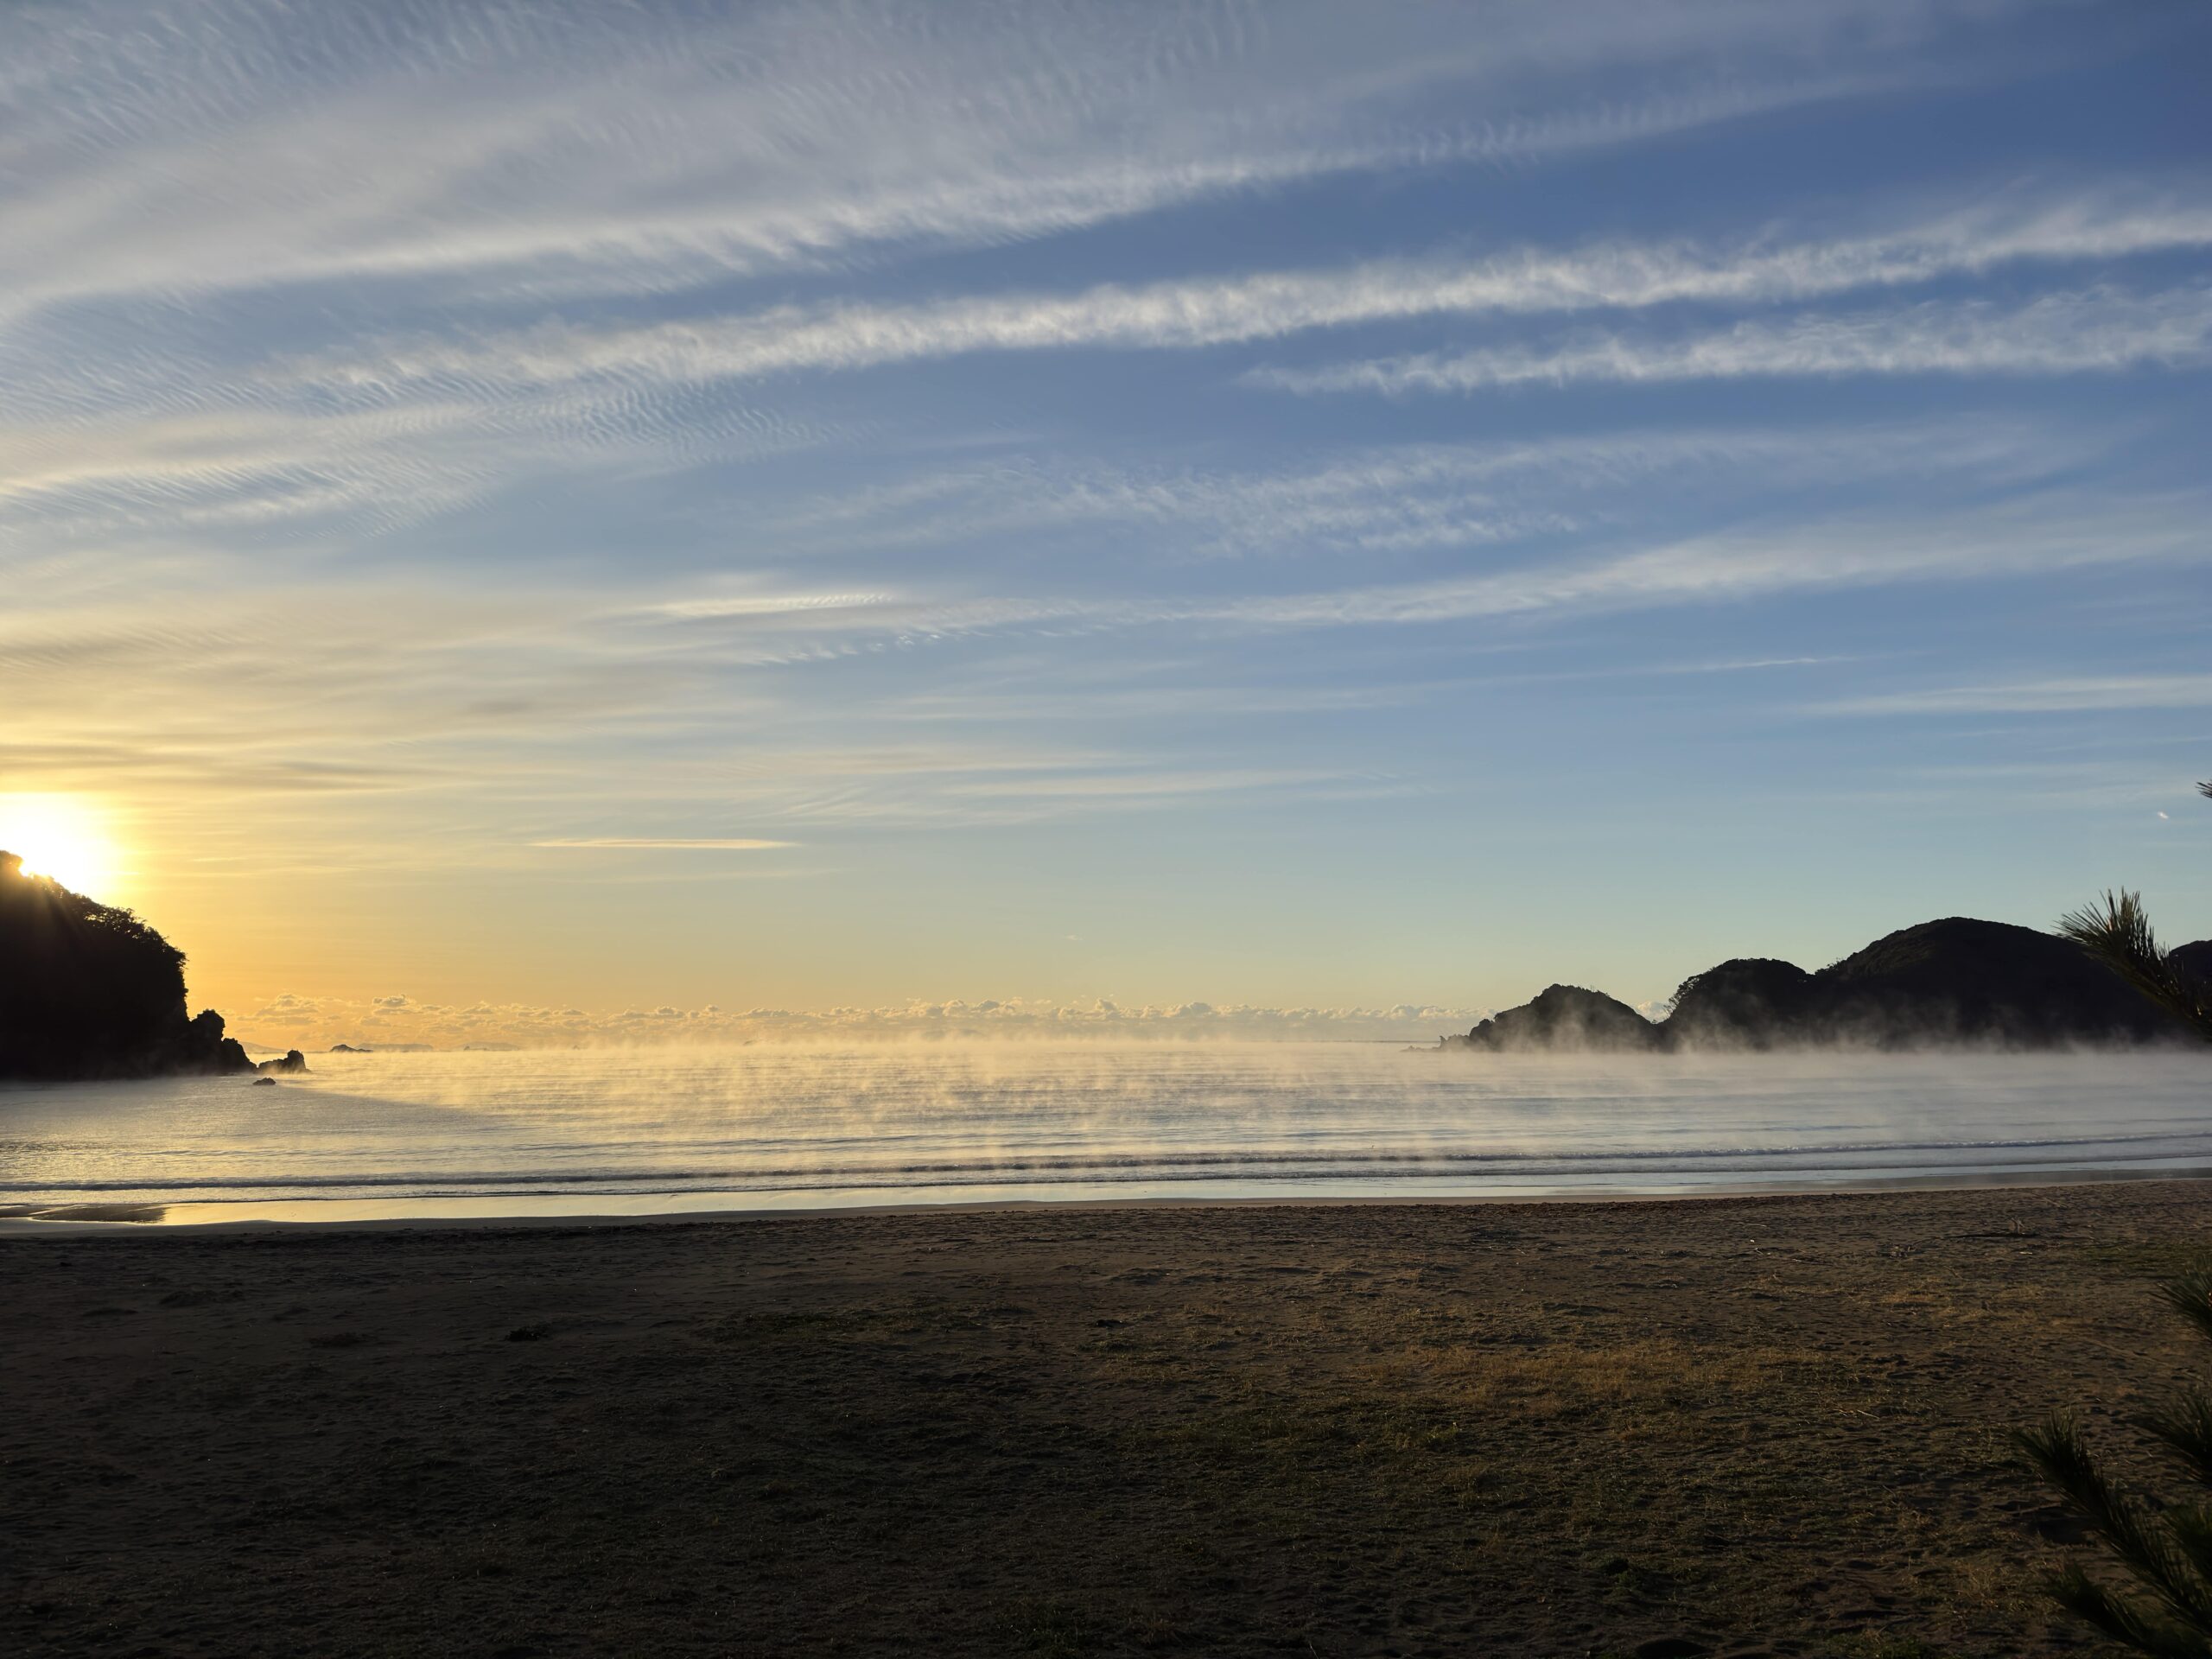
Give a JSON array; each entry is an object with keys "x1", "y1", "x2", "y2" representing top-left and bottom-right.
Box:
[{"x1": 3, "y1": 1045, "x2": 2209, "y2": 1224}]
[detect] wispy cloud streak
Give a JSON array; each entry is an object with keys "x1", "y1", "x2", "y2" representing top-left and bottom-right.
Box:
[
  {"x1": 1254, "y1": 285, "x2": 2212, "y2": 394},
  {"x1": 1212, "y1": 497, "x2": 2207, "y2": 628},
  {"x1": 0, "y1": 0, "x2": 2050, "y2": 322},
  {"x1": 273, "y1": 199, "x2": 2212, "y2": 396}
]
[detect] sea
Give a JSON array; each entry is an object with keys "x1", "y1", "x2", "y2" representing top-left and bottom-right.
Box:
[{"x1": 2, "y1": 1042, "x2": 2208, "y2": 1224}]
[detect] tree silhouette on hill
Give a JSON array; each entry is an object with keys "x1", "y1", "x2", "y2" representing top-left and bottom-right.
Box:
[{"x1": 0, "y1": 850, "x2": 251, "y2": 1080}]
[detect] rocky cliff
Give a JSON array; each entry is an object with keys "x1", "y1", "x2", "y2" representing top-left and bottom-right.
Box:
[{"x1": 0, "y1": 851, "x2": 253, "y2": 1081}]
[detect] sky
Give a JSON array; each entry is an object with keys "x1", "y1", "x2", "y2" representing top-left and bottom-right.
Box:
[{"x1": 3, "y1": 0, "x2": 2209, "y2": 1048}]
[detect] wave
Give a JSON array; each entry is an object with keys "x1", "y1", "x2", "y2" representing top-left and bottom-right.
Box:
[{"x1": 11, "y1": 1126, "x2": 2212, "y2": 1204}]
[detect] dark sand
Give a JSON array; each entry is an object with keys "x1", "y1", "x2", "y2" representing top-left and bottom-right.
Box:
[{"x1": 7, "y1": 1185, "x2": 2209, "y2": 1657}]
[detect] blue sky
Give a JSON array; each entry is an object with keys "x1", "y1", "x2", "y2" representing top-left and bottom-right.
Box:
[{"x1": 3, "y1": 0, "x2": 2208, "y2": 1043}]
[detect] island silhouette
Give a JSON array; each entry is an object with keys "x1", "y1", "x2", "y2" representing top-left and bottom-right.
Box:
[{"x1": 1449, "y1": 917, "x2": 2212, "y2": 1052}]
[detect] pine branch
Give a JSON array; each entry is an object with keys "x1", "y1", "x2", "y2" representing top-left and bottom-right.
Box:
[
  {"x1": 2142, "y1": 1390, "x2": 2212, "y2": 1490},
  {"x1": 2167, "y1": 1508, "x2": 2212, "y2": 1617},
  {"x1": 2018, "y1": 1415, "x2": 2212, "y2": 1631},
  {"x1": 2048, "y1": 1563, "x2": 2212, "y2": 1659},
  {"x1": 2162, "y1": 1274, "x2": 2212, "y2": 1354}
]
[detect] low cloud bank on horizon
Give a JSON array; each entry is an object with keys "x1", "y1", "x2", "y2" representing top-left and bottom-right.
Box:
[{"x1": 240, "y1": 993, "x2": 1491, "y2": 1051}]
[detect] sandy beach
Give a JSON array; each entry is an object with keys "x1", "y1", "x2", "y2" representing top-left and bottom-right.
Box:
[{"x1": 6, "y1": 1183, "x2": 2209, "y2": 1657}]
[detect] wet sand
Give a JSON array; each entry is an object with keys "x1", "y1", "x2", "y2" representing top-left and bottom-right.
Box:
[{"x1": 6, "y1": 1182, "x2": 2208, "y2": 1656}]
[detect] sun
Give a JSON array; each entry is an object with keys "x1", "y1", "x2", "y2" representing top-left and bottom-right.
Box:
[{"x1": 0, "y1": 794, "x2": 125, "y2": 899}]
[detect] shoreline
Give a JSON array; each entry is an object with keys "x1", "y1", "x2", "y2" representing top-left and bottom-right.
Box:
[{"x1": 7, "y1": 1160, "x2": 2211, "y2": 1233}]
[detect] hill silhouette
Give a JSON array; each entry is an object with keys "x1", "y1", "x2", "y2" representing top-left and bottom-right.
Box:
[
  {"x1": 0, "y1": 851, "x2": 252, "y2": 1081},
  {"x1": 1453, "y1": 916, "x2": 2212, "y2": 1052},
  {"x1": 1459, "y1": 984, "x2": 1662, "y2": 1052}
]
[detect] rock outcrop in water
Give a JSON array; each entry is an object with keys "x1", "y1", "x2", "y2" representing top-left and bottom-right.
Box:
[
  {"x1": 0, "y1": 850, "x2": 254, "y2": 1081},
  {"x1": 1452, "y1": 985, "x2": 1662, "y2": 1052},
  {"x1": 1451, "y1": 916, "x2": 2212, "y2": 1053}
]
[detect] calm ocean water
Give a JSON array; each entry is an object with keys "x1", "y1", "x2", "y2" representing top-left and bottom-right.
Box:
[{"x1": 3, "y1": 1043, "x2": 2209, "y2": 1224}]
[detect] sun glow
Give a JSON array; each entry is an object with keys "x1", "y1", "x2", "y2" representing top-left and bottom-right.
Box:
[{"x1": 0, "y1": 795, "x2": 125, "y2": 899}]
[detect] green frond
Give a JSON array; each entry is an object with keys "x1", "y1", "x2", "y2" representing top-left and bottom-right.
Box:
[
  {"x1": 2165, "y1": 1506, "x2": 2212, "y2": 1608},
  {"x1": 2017, "y1": 1414, "x2": 2212, "y2": 1630},
  {"x1": 2060, "y1": 889, "x2": 2168, "y2": 981},
  {"x1": 2141, "y1": 1389, "x2": 2212, "y2": 1488},
  {"x1": 2056, "y1": 890, "x2": 2212, "y2": 1043},
  {"x1": 2048, "y1": 1562, "x2": 2212, "y2": 1659},
  {"x1": 2018, "y1": 1415, "x2": 2097, "y2": 1500},
  {"x1": 2024, "y1": 1235, "x2": 2212, "y2": 1655},
  {"x1": 2160, "y1": 1277, "x2": 2212, "y2": 1356}
]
